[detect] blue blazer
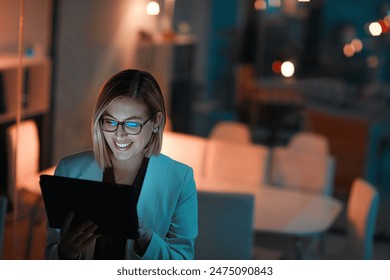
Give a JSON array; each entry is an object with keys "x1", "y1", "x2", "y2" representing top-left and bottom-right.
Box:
[{"x1": 45, "y1": 150, "x2": 198, "y2": 259}]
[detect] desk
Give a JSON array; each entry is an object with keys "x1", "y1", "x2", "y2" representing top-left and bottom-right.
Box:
[
  {"x1": 196, "y1": 177, "x2": 343, "y2": 258},
  {"x1": 253, "y1": 185, "x2": 342, "y2": 236},
  {"x1": 196, "y1": 178, "x2": 342, "y2": 235},
  {"x1": 250, "y1": 87, "x2": 303, "y2": 106}
]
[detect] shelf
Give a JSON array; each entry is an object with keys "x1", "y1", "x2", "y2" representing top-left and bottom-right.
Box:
[
  {"x1": 0, "y1": 54, "x2": 51, "y2": 124},
  {"x1": 0, "y1": 54, "x2": 50, "y2": 70},
  {"x1": 137, "y1": 35, "x2": 197, "y2": 47},
  {"x1": 0, "y1": 108, "x2": 49, "y2": 123}
]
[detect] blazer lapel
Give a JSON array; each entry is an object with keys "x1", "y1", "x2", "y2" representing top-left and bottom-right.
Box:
[
  {"x1": 137, "y1": 155, "x2": 167, "y2": 231},
  {"x1": 83, "y1": 160, "x2": 104, "y2": 182}
]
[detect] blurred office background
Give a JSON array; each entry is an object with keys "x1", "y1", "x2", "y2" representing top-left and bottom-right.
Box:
[{"x1": 0, "y1": 0, "x2": 390, "y2": 259}]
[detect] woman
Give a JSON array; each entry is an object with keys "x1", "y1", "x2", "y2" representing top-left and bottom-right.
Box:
[{"x1": 45, "y1": 69, "x2": 198, "y2": 259}]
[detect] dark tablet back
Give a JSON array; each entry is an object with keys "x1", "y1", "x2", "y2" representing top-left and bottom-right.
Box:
[{"x1": 39, "y1": 174, "x2": 139, "y2": 239}]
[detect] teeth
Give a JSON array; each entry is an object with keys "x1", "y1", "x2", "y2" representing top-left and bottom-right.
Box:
[{"x1": 115, "y1": 142, "x2": 131, "y2": 148}]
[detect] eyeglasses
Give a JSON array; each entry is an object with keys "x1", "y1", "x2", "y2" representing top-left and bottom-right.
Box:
[{"x1": 100, "y1": 117, "x2": 152, "y2": 135}]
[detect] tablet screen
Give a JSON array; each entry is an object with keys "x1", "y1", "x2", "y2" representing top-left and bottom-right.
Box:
[{"x1": 39, "y1": 174, "x2": 139, "y2": 239}]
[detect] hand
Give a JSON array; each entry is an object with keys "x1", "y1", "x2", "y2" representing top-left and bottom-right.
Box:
[
  {"x1": 135, "y1": 219, "x2": 152, "y2": 256},
  {"x1": 58, "y1": 212, "x2": 100, "y2": 259}
]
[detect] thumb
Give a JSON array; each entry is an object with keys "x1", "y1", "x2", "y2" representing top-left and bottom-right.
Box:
[{"x1": 138, "y1": 219, "x2": 152, "y2": 241}]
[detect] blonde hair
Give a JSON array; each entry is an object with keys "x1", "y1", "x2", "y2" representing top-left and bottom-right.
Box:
[{"x1": 92, "y1": 69, "x2": 166, "y2": 169}]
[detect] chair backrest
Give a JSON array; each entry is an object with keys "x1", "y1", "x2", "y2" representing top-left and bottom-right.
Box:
[
  {"x1": 288, "y1": 132, "x2": 329, "y2": 156},
  {"x1": 161, "y1": 131, "x2": 207, "y2": 180},
  {"x1": 195, "y1": 191, "x2": 254, "y2": 259},
  {"x1": 204, "y1": 139, "x2": 269, "y2": 187},
  {"x1": 0, "y1": 196, "x2": 7, "y2": 259},
  {"x1": 209, "y1": 121, "x2": 252, "y2": 144},
  {"x1": 346, "y1": 178, "x2": 380, "y2": 260},
  {"x1": 270, "y1": 147, "x2": 335, "y2": 195},
  {"x1": 6, "y1": 120, "x2": 40, "y2": 199}
]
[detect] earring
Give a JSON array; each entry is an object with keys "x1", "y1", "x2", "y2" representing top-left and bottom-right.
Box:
[{"x1": 153, "y1": 127, "x2": 159, "y2": 133}]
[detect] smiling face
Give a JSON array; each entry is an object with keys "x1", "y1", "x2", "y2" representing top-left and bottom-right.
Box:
[
  {"x1": 92, "y1": 69, "x2": 166, "y2": 169},
  {"x1": 102, "y1": 97, "x2": 155, "y2": 165}
]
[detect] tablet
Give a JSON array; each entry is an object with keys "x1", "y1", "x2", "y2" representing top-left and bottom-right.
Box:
[{"x1": 39, "y1": 174, "x2": 139, "y2": 239}]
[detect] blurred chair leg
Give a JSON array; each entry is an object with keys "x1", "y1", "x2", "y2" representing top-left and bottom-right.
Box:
[
  {"x1": 253, "y1": 246, "x2": 285, "y2": 260},
  {"x1": 295, "y1": 237, "x2": 304, "y2": 259},
  {"x1": 24, "y1": 194, "x2": 45, "y2": 259},
  {"x1": 294, "y1": 235, "x2": 325, "y2": 259},
  {"x1": 5, "y1": 190, "x2": 46, "y2": 259}
]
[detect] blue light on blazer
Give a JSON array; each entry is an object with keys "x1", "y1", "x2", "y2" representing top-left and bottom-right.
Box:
[{"x1": 45, "y1": 150, "x2": 198, "y2": 260}]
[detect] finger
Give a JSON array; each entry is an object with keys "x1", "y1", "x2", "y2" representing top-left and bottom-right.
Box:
[
  {"x1": 138, "y1": 219, "x2": 145, "y2": 234},
  {"x1": 138, "y1": 219, "x2": 148, "y2": 236},
  {"x1": 82, "y1": 223, "x2": 99, "y2": 237},
  {"x1": 79, "y1": 234, "x2": 100, "y2": 251},
  {"x1": 73, "y1": 224, "x2": 99, "y2": 245},
  {"x1": 74, "y1": 229, "x2": 99, "y2": 249},
  {"x1": 61, "y1": 212, "x2": 74, "y2": 232},
  {"x1": 71, "y1": 219, "x2": 95, "y2": 236}
]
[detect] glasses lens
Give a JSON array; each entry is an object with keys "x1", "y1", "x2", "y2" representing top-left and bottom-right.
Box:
[
  {"x1": 101, "y1": 119, "x2": 118, "y2": 132},
  {"x1": 124, "y1": 121, "x2": 142, "y2": 135}
]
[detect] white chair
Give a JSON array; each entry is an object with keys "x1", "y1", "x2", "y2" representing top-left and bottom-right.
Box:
[
  {"x1": 209, "y1": 121, "x2": 252, "y2": 144},
  {"x1": 323, "y1": 178, "x2": 380, "y2": 260},
  {"x1": 345, "y1": 178, "x2": 380, "y2": 259},
  {"x1": 6, "y1": 120, "x2": 56, "y2": 201},
  {"x1": 161, "y1": 131, "x2": 207, "y2": 181},
  {"x1": 270, "y1": 138, "x2": 337, "y2": 258},
  {"x1": 203, "y1": 139, "x2": 269, "y2": 189},
  {"x1": 0, "y1": 196, "x2": 7, "y2": 259},
  {"x1": 270, "y1": 147, "x2": 336, "y2": 196},
  {"x1": 195, "y1": 191, "x2": 254, "y2": 259},
  {"x1": 288, "y1": 132, "x2": 329, "y2": 156},
  {"x1": 6, "y1": 119, "x2": 56, "y2": 258}
]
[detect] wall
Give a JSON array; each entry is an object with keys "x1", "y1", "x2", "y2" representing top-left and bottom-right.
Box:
[
  {"x1": 174, "y1": 0, "x2": 248, "y2": 101},
  {"x1": 51, "y1": 0, "x2": 156, "y2": 163},
  {"x1": 0, "y1": 0, "x2": 53, "y2": 192},
  {"x1": 173, "y1": 0, "x2": 212, "y2": 91},
  {"x1": 51, "y1": 0, "x2": 248, "y2": 161},
  {"x1": 0, "y1": 0, "x2": 52, "y2": 55}
]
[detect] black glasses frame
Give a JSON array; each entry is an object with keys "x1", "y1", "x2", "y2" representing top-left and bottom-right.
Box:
[{"x1": 99, "y1": 117, "x2": 152, "y2": 135}]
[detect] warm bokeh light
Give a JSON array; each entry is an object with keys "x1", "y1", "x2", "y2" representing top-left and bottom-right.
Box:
[
  {"x1": 281, "y1": 61, "x2": 295, "y2": 77},
  {"x1": 298, "y1": 0, "x2": 311, "y2": 2},
  {"x1": 368, "y1": 22, "x2": 382, "y2": 36},
  {"x1": 351, "y1": 38, "x2": 363, "y2": 53},
  {"x1": 272, "y1": 60, "x2": 282, "y2": 73},
  {"x1": 378, "y1": 19, "x2": 390, "y2": 33},
  {"x1": 343, "y1": 44, "x2": 354, "y2": 57},
  {"x1": 254, "y1": 0, "x2": 267, "y2": 10},
  {"x1": 384, "y1": 15, "x2": 390, "y2": 27},
  {"x1": 367, "y1": 55, "x2": 379, "y2": 68},
  {"x1": 146, "y1": 1, "x2": 160, "y2": 15}
]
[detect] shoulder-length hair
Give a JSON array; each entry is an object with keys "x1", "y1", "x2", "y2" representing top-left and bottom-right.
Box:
[{"x1": 92, "y1": 69, "x2": 166, "y2": 169}]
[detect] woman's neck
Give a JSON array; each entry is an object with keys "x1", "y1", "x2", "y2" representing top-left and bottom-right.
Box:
[{"x1": 110, "y1": 154, "x2": 144, "y2": 185}]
